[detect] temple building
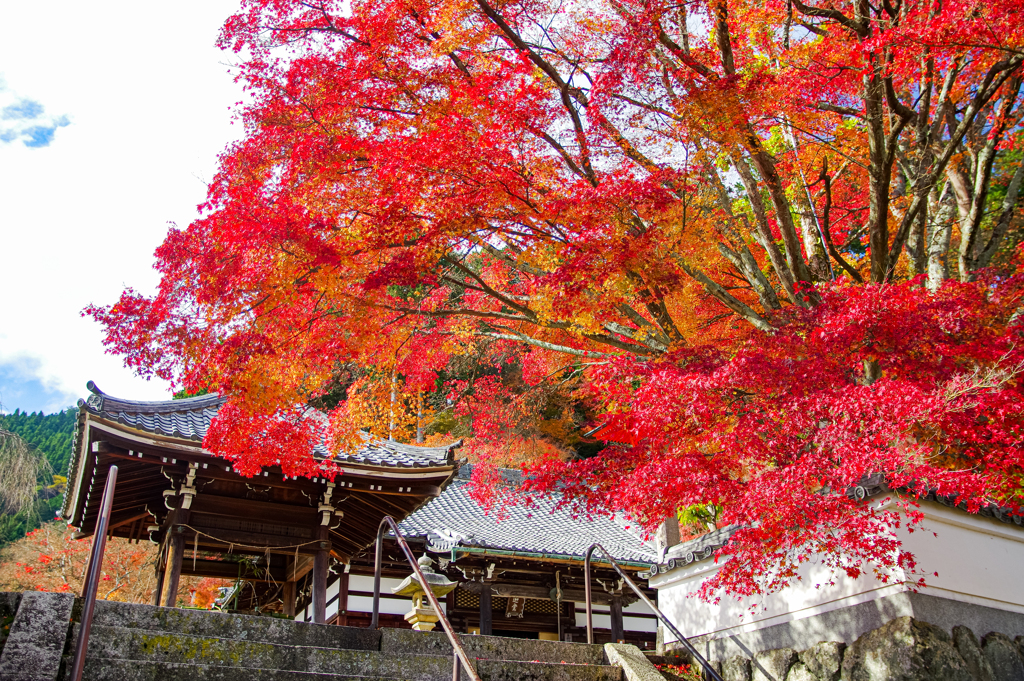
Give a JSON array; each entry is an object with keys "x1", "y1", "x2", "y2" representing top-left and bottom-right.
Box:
[
  {"x1": 61, "y1": 383, "x2": 661, "y2": 646},
  {"x1": 61, "y1": 383, "x2": 460, "y2": 622},
  {"x1": 295, "y1": 465, "x2": 660, "y2": 646}
]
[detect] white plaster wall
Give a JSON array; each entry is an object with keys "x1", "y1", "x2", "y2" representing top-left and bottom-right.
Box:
[
  {"x1": 624, "y1": 600, "x2": 653, "y2": 615},
  {"x1": 902, "y1": 504, "x2": 1024, "y2": 612},
  {"x1": 296, "y1": 574, "x2": 435, "y2": 621},
  {"x1": 347, "y1": 593, "x2": 446, "y2": 615},
  {"x1": 296, "y1": 573, "x2": 657, "y2": 632},
  {"x1": 349, "y1": 575, "x2": 403, "y2": 593},
  {"x1": 650, "y1": 500, "x2": 1024, "y2": 645},
  {"x1": 571, "y1": 601, "x2": 659, "y2": 633},
  {"x1": 577, "y1": 611, "x2": 612, "y2": 629},
  {"x1": 624, "y1": 616, "x2": 658, "y2": 633}
]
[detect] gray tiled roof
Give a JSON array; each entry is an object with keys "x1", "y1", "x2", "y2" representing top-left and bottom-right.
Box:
[
  {"x1": 398, "y1": 465, "x2": 658, "y2": 564},
  {"x1": 77, "y1": 381, "x2": 456, "y2": 468},
  {"x1": 639, "y1": 524, "x2": 740, "y2": 578}
]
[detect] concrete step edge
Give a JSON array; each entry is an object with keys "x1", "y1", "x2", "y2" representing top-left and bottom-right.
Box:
[
  {"x1": 75, "y1": 627, "x2": 455, "y2": 678},
  {"x1": 74, "y1": 656, "x2": 624, "y2": 681},
  {"x1": 82, "y1": 624, "x2": 394, "y2": 658},
  {"x1": 475, "y1": 658, "x2": 625, "y2": 681},
  {"x1": 73, "y1": 657, "x2": 409, "y2": 681},
  {"x1": 81, "y1": 627, "x2": 620, "y2": 671},
  {"x1": 380, "y1": 629, "x2": 607, "y2": 665},
  {"x1": 86, "y1": 604, "x2": 380, "y2": 651}
]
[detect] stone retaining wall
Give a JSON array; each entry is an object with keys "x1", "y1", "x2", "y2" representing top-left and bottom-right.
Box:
[{"x1": 688, "y1": 616, "x2": 1024, "y2": 681}]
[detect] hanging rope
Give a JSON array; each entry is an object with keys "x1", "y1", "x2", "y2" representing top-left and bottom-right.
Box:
[
  {"x1": 177, "y1": 524, "x2": 324, "y2": 553},
  {"x1": 178, "y1": 524, "x2": 326, "y2": 593}
]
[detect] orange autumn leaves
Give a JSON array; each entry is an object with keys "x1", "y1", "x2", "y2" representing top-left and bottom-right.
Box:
[
  {"x1": 89, "y1": 0, "x2": 1024, "y2": 598},
  {"x1": 0, "y1": 522, "x2": 227, "y2": 607}
]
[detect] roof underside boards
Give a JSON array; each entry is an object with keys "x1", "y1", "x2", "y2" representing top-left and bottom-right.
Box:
[
  {"x1": 397, "y1": 466, "x2": 658, "y2": 565},
  {"x1": 77, "y1": 381, "x2": 453, "y2": 466},
  {"x1": 62, "y1": 382, "x2": 460, "y2": 563}
]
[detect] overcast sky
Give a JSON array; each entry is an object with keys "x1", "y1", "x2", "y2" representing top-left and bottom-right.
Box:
[{"x1": 0, "y1": 0, "x2": 245, "y2": 413}]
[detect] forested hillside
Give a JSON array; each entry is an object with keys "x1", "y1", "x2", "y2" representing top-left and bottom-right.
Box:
[{"x1": 0, "y1": 408, "x2": 77, "y2": 545}]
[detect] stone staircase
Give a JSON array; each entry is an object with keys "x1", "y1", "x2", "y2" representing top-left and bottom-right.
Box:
[{"x1": 64, "y1": 600, "x2": 626, "y2": 681}]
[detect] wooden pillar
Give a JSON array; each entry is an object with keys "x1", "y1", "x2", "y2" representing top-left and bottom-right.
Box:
[
  {"x1": 479, "y1": 584, "x2": 492, "y2": 636},
  {"x1": 446, "y1": 591, "x2": 458, "y2": 632},
  {"x1": 152, "y1": 540, "x2": 166, "y2": 606},
  {"x1": 336, "y1": 571, "x2": 350, "y2": 626},
  {"x1": 160, "y1": 508, "x2": 188, "y2": 608},
  {"x1": 312, "y1": 526, "x2": 329, "y2": 624},
  {"x1": 610, "y1": 594, "x2": 624, "y2": 643},
  {"x1": 283, "y1": 580, "x2": 297, "y2": 618}
]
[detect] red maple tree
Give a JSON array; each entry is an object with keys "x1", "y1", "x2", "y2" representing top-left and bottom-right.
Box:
[
  {"x1": 0, "y1": 522, "x2": 225, "y2": 607},
  {"x1": 89, "y1": 0, "x2": 1024, "y2": 598}
]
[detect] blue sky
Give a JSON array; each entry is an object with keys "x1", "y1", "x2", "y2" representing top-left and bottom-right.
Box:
[
  {"x1": 0, "y1": 358, "x2": 79, "y2": 414},
  {"x1": 0, "y1": 83, "x2": 70, "y2": 148},
  {"x1": 0, "y1": 0, "x2": 244, "y2": 415}
]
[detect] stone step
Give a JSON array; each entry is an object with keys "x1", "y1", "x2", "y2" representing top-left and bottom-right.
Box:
[
  {"x1": 381, "y1": 628, "x2": 607, "y2": 666},
  {"x1": 477, "y1": 659, "x2": 622, "y2": 681},
  {"x1": 84, "y1": 600, "x2": 607, "y2": 665},
  {"x1": 76, "y1": 658, "x2": 408, "y2": 681},
  {"x1": 76, "y1": 658, "x2": 623, "y2": 681},
  {"x1": 79, "y1": 626, "x2": 450, "y2": 679},
  {"x1": 78, "y1": 626, "x2": 620, "y2": 680},
  {"x1": 86, "y1": 601, "x2": 380, "y2": 652}
]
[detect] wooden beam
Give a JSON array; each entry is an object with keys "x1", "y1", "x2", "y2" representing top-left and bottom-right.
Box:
[
  {"x1": 179, "y1": 559, "x2": 286, "y2": 583},
  {"x1": 182, "y1": 525, "x2": 318, "y2": 549},
  {"x1": 108, "y1": 511, "x2": 154, "y2": 532},
  {"x1": 190, "y1": 495, "x2": 318, "y2": 526},
  {"x1": 460, "y1": 580, "x2": 638, "y2": 606},
  {"x1": 287, "y1": 555, "x2": 316, "y2": 582}
]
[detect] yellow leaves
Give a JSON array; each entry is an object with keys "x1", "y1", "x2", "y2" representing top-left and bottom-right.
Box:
[
  {"x1": 341, "y1": 373, "x2": 435, "y2": 444},
  {"x1": 569, "y1": 309, "x2": 602, "y2": 336},
  {"x1": 46, "y1": 476, "x2": 68, "y2": 496},
  {"x1": 459, "y1": 434, "x2": 569, "y2": 466}
]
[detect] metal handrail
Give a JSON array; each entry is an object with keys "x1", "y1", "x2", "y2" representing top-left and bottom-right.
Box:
[
  {"x1": 70, "y1": 465, "x2": 118, "y2": 681},
  {"x1": 585, "y1": 542, "x2": 724, "y2": 681},
  {"x1": 371, "y1": 516, "x2": 481, "y2": 681}
]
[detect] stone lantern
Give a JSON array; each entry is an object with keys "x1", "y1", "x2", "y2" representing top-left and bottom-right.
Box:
[{"x1": 391, "y1": 555, "x2": 458, "y2": 631}]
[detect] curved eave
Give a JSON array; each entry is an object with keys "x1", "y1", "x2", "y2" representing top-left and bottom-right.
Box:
[
  {"x1": 451, "y1": 545, "x2": 654, "y2": 569},
  {"x1": 63, "y1": 412, "x2": 459, "y2": 531}
]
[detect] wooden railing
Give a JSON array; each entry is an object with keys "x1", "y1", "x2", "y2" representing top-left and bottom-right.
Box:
[
  {"x1": 69, "y1": 465, "x2": 118, "y2": 681},
  {"x1": 584, "y1": 542, "x2": 725, "y2": 681},
  {"x1": 370, "y1": 516, "x2": 481, "y2": 681}
]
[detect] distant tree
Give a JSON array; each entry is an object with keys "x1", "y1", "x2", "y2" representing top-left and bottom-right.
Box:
[
  {"x1": 0, "y1": 428, "x2": 49, "y2": 516},
  {"x1": 1, "y1": 408, "x2": 76, "y2": 475},
  {"x1": 173, "y1": 388, "x2": 210, "y2": 400},
  {"x1": 0, "y1": 521, "x2": 226, "y2": 606},
  {"x1": 0, "y1": 409, "x2": 76, "y2": 546}
]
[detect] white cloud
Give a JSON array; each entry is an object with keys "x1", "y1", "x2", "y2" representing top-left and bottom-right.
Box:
[
  {"x1": 0, "y1": 0, "x2": 245, "y2": 406},
  {"x1": 0, "y1": 88, "x2": 71, "y2": 148}
]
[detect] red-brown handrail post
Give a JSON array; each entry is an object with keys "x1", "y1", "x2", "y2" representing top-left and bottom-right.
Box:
[
  {"x1": 69, "y1": 465, "x2": 118, "y2": 681},
  {"x1": 585, "y1": 542, "x2": 724, "y2": 681},
  {"x1": 371, "y1": 516, "x2": 481, "y2": 681}
]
